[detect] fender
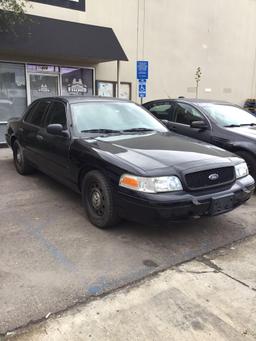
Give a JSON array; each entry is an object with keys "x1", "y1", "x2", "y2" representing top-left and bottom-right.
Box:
[{"x1": 230, "y1": 141, "x2": 256, "y2": 156}]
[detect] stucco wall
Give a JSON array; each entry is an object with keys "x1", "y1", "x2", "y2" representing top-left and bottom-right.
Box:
[{"x1": 26, "y1": 0, "x2": 256, "y2": 105}]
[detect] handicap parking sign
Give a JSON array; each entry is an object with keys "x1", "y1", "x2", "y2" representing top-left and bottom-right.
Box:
[
  {"x1": 138, "y1": 80, "x2": 146, "y2": 98},
  {"x1": 139, "y1": 83, "x2": 146, "y2": 92}
]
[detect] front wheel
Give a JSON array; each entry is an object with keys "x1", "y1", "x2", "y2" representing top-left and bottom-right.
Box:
[
  {"x1": 82, "y1": 170, "x2": 120, "y2": 229},
  {"x1": 13, "y1": 140, "x2": 35, "y2": 175}
]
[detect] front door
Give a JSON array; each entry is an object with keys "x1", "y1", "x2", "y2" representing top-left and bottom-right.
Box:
[
  {"x1": 39, "y1": 100, "x2": 72, "y2": 186},
  {"x1": 170, "y1": 102, "x2": 212, "y2": 143},
  {"x1": 28, "y1": 73, "x2": 59, "y2": 104}
]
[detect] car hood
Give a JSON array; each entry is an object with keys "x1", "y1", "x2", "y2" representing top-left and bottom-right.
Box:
[
  {"x1": 226, "y1": 126, "x2": 256, "y2": 140},
  {"x1": 81, "y1": 132, "x2": 237, "y2": 175}
]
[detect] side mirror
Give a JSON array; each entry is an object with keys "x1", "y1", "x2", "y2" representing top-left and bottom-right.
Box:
[
  {"x1": 190, "y1": 120, "x2": 208, "y2": 130},
  {"x1": 161, "y1": 119, "x2": 169, "y2": 127},
  {"x1": 47, "y1": 124, "x2": 69, "y2": 137}
]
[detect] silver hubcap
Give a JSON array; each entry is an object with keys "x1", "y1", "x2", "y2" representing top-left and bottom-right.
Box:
[
  {"x1": 16, "y1": 148, "x2": 22, "y2": 164},
  {"x1": 91, "y1": 190, "x2": 102, "y2": 209}
]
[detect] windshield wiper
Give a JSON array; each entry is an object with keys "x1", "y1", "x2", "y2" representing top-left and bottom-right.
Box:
[
  {"x1": 122, "y1": 128, "x2": 154, "y2": 132},
  {"x1": 81, "y1": 129, "x2": 121, "y2": 134},
  {"x1": 240, "y1": 123, "x2": 256, "y2": 127},
  {"x1": 81, "y1": 128, "x2": 155, "y2": 134},
  {"x1": 224, "y1": 124, "x2": 241, "y2": 128}
]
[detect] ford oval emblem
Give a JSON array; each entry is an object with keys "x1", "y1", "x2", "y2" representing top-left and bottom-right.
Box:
[{"x1": 209, "y1": 173, "x2": 219, "y2": 181}]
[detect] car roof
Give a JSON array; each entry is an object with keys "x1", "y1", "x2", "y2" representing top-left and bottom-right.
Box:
[
  {"x1": 144, "y1": 98, "x2": 232, "y2": 106},
  {"x1": 36, "y1": 96, "x2": 131, "y2": 104}
]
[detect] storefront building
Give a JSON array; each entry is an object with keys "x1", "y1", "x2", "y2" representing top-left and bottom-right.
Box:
[
  {"x1": 0, "y1": 1, "x2": 128, "y2": 143},
  {"x1": 1, "y1": 0, "x2": 256, "y2": 144}
]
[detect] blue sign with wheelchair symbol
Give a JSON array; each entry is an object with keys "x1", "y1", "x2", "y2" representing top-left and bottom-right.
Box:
[
  {"x1": 138, "y1": 80, "x2": 146, "y2": 98},
  {"x1": 139, "y1": 83, "x2": 146, "y2": 92}
]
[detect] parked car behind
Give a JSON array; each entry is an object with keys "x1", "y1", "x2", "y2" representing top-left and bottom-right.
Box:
[
  {"x1": 244, "y1": 98, "x2": 256, "y2": 115},
  {"x1": 143, "y1": 99, "x2": 256, "y2": 181},
  {"x1": 6, "y1": 97, "x2": 254, "y2": 228}
]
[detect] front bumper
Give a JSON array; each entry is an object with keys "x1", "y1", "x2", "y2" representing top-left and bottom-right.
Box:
[{"x1": 115, "y1": 175, "x2": 255, "y2": 224}]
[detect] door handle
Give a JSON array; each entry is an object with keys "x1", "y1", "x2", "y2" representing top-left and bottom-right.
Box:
[
  {"x1": 36, "y1": 134, "x2": 44, "y2": 141},
  {"x1": 170, "y1": 126, "x2": 177, "y2": 131}
]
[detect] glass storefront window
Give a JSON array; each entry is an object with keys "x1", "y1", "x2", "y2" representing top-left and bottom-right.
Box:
[
  {"x1": 0, "y1": 62, "x2": 95, "y2": 143},
  {"x1": 0, "y1": 62, "x2": 27, "y2": 122},
  {"x1": 29, "y1": 74, "x2": 59, "y2": 103},
  {"x1": 61, "y1": 67, "x2": 93, "y2": 96}
]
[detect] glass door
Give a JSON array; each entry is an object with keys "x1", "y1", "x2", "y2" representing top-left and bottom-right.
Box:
[{"x1": 28, "y1": 73, "x2": 59, "y2": 103}]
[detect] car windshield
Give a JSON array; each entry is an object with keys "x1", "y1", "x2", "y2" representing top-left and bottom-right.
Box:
[
  {"x1": 199, "y1": 103, "x2": 256, "y2": 127},
  {"x1": 71, "y1": 101, "x2": 168, "y2": 134}
]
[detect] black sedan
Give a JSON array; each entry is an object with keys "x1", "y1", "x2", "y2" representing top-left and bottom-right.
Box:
[
  {"x1": 6, "y1": 97, "x2": 255, "y2": 228},
  {"x1": 143, "y1": 99, "x2": 256, "y2": 181}
]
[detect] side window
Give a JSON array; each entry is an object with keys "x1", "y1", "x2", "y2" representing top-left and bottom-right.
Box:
[
  {"x1": 24, "y1": 102, "x2": 39, "y2": 122},
  {"x1": 175, "y1": 103, "x2": 204, "y2": 125},
  {"x1": 24, "y1": 101, "x2": 50, "y2": 127},
  {"x1": 45, "y1": 102, "x2": 67, "y2": 129},
  {"x1": 148, "y1": 102, "x2": 173, "y2": 120}
]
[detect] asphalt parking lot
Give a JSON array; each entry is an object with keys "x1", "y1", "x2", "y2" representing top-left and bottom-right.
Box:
[{"x1": 1, "y1": 147, "x2": 256, "y2": 335}]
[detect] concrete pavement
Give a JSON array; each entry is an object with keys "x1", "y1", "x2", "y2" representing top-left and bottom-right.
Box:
[
  {"x1": 7, "y1": 235, "x2": 256, "y2": 340},
  {"x1": 1, "y1": 147, "x2": 256, "y2": 336}
]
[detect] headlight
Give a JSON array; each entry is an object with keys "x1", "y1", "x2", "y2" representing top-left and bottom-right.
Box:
[
  {"x1": 119, "y1": 174, "x2": 183, "y2": 193},
  {"x1": 235, "y1": 162, "x2": 249, "y2": 179}
]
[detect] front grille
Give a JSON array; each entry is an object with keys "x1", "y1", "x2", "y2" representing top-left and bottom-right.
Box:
[{"x1": 185, "y1": 166, "x2": 235, "y2": 190}]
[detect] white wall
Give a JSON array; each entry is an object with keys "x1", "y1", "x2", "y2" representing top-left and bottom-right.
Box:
[{"x1": 26, "y1": 0, "x2": 256, "y2": 105}]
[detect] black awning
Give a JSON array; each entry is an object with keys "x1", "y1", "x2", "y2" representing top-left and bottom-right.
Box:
[{"x1": 0, "y1": 11, "x2": 128, "y2": 65}]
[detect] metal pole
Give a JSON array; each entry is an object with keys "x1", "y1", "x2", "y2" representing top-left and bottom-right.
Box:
[{"x1": 117, "y1": 60, "x2": 120, "y2": 98}]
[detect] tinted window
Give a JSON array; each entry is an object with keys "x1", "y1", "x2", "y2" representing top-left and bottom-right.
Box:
[
  {"x1": 25, "y1": 101, "x2": 50, "y2": 126},
  {"x1": 45, "y1": 102, "x2": 67, "y2": 128},
  {"x1": 24, "y1": 102, "x2": 39, "y2": 122},
  {"x1": 175, "y1": 103, "x2": 204, "y2": 125},
  {"x1": 149, "y1": 102, "x2": 172, "y2": 120}
]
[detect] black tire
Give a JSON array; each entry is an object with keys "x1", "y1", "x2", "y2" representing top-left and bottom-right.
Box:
[
  {"x1": 13, "y1": 140, "x2": 35, "y2": 175},
  {"x1": 235, "y1": 150, "x2": 256, "y2": 182},
  {"x1": 82, "y1": 170, "x2": 120, "y2": 229}
]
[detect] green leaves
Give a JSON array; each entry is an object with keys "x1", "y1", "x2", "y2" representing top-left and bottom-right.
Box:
[
  {"x1": 0, "y1": 0, "x2": 30, "y2": 33},
  {"x1": 195, "y1": 66, "x2": 202, "y2": 83},
  {"x1": 195, "y1": 67, "x2": 202, "y2": 98}
]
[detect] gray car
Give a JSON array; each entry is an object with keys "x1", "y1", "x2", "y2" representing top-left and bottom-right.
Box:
[{"x1": 143, "y1": 98, "x2": 256, "y2": 181}]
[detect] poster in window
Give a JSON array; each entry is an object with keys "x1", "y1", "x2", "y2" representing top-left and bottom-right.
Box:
[
  {"x1": 96, "y1": 81, "x2": 115, "y2": 97},
  {"x1": 116, "y1": 83, "x2": 131, "y2": 100},
  {"x1": 61, "y1": 68, "x2": 93, "y2": 96},
  {"x1": 29, "y1": 74, "x2": 59, "y2": 103}
]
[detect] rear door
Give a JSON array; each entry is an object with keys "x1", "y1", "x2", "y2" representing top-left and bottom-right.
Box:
[
  {"x1": 170, "y1": 102, "x2": 212, "y2": 143},
  {"x1": 21, "y1": 100, "x2": 51, "y2": 165},
  {"x1": 144, "y1": 101, "x2": 175, "y2": 123}
]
